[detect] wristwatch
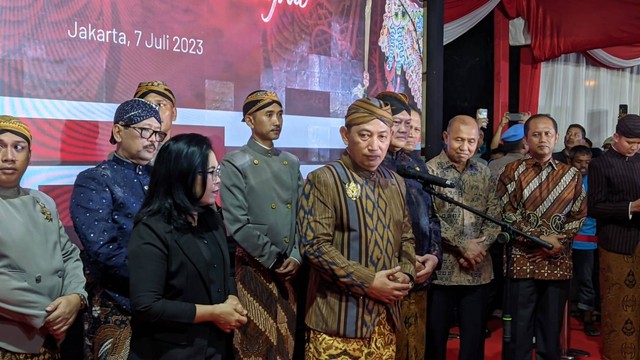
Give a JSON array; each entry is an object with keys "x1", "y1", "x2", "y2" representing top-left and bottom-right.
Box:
[{"x1": 75, "y1": 293, "x2": 88, "y2": 309}]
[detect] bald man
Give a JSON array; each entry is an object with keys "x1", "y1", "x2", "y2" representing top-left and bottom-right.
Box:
[{"x1": 426, "y1": 115, "x2": 501, "y2": 360}]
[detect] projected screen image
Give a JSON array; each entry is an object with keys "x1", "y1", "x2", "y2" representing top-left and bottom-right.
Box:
[{"x1": 0, "y1": 0, "x2": 423, "y2": 240}]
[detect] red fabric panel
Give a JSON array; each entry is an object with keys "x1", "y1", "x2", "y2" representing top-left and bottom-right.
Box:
[
  {"x1": 499, "y1": 0, "x2": 519, "y2": 19},
  {"x1": 519, "y1": 0, "x2": 640, "y2": 62},
  {"x1": 519, "y1": 47, "x2": 541, "y2": 114},
  {"x1": 444, "y1": 0, "x2": 490, "y2": 23}
]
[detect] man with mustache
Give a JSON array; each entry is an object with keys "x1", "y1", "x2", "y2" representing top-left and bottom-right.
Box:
[
  {"x1": 553, "y1": 123, "x2": 586, "y2": 164},
  {"x1": 220, "y1": 90, "x2": 303, "y2": 359},
  {"x1": 70, "y1": 98, "x2": 164, "y2": 359}
]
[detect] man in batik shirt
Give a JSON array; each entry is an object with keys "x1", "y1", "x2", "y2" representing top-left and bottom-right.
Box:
[
  {"x1": 498, "y1": 114, "x2": 586, "y2": 359},
  {"x1": 426, "y1": 115, "x2": 501, "y2": 360}
]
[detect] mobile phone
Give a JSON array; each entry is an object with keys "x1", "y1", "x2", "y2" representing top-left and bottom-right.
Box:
[
  {"x1": 506, "y1": 112, "x2": 524, "y2": 122},
  {"x1": 476, "y1": 108, "x2": 488, "y2": 128},
  {"x1": 619, "y1": 104, "x2": 628, "y2": 117}
]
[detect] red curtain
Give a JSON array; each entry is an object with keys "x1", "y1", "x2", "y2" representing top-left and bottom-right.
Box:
[
  {"x1": 519, "y1": 47, "x2": 541, "y2": 114},
  {"x1": 502, "y1": 0, "x2": 640, "y2": 63},
  {"x1": 444, "y1": 0, "x2": 491, "y2": 23},
  {"x1": 443, "y1": 0, "x2": 640, "y2": 114}
]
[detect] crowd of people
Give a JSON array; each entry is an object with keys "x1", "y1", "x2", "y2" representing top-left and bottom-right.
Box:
[{"x1": 1, "y1": 82, "x2": 638, "y2": 360}]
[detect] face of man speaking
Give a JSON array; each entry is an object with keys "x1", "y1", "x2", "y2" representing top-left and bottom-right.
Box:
[
  {"x1": 341, "y1": 119, "x2": 391, "y2": 172},
  {"x1": 0, "y1": 132, "x2": 30, "y2": 189}
]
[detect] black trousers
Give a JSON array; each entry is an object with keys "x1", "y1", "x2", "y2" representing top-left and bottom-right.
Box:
[
  {"x1": 426, "y1": 283, "x2": 489, "y2": 360},
  {"x1": 572, "y1": 249, "x2": 599, "y2": 312},
  {"x1": 505, "y1": 279, "x2": 569, "y2": 360}
]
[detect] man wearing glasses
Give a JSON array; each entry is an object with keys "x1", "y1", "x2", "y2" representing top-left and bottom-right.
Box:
[{"x1": 70, "y1": 98, "x2": 163, "y2": 359}]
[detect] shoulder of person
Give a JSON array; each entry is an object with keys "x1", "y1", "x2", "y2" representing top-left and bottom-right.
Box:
[
  {"x1": 555, "y1": 161, "x2": 577, "y2": 174},
  {"x1": 221, "y1": 147, "x2": 253, "y2": 166},
  {"x1": 306, "y1": 164, "x2": 334, "y2": 182},
  {"x1": 589, "y1": 151, "x2": 611, "y2": 166},
  {"x1": 470, "y1": 158, "x2": 491, "y2": 174},
  {"x1": 280, "y1": 150, "x2": 301, "y2": 164},
  {"x1": 75, "y1": 160, "x2": 111, "y2": 179},
  {"x1": 24, "y1": 188, "x2": 58, "y2": 213},
  {"x1": 504, "y1": 157, "x2": 525, "y2": 171},
  {"x1": 424, "y1": 157, "x2": 439, "y2": 171},
  {"x1": 496, "y1": 158, "x2": 523, "y2": 181},
  {"x1": 425, "y1": 151, "x2": 448, "y2": 167},
  {"x1": 135, "y1": 214, "x2": 173, "y2": 234}
]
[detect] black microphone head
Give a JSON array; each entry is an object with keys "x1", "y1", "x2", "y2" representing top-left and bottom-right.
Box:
[{"x1": 396, "y1": 165, "x2": 419, "y2": 177}]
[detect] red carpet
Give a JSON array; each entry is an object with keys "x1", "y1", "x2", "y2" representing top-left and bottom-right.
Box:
[{"x1": 447, "y1": 317, "x2": 602, "y2": 359}]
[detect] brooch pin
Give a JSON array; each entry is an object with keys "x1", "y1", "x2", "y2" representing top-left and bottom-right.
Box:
[
  {"x1": 36, "y1": 200, "x2": 53, "y2": 222},
  {"x1": 345, "y1": 181, "x2": 361, "y2": 200}
]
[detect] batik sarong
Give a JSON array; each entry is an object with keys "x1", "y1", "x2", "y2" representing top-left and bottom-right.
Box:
[{"x1": 233, "y1": 247, "x2": 296, "y2": 360}]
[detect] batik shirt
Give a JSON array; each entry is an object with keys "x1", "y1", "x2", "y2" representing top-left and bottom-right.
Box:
[
  {"x1": 497, "y1": 155, "x2": 586, "y2": 280},
  {"x1": 426, "y1": 151, "x2": 501, "y2": 286},
  {"x1": 298, "y1": 153, "x2": 416, "y2": 338}
]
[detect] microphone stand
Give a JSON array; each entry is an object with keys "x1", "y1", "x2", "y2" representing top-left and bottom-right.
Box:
[{"x1": 421, "y1": 184, "x2": 553, "y2": 360}]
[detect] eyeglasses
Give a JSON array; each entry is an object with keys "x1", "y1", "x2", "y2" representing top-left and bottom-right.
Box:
[
  {"x1": 122, "y1": 125, "x2": 167, "y2": 142},
  {"x1": 202, "y1": 165, "x2": 221, "y2": 181}
]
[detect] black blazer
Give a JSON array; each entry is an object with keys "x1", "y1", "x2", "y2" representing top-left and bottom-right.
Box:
[
  {"x1": 588, "y1": 149, "x2": 640, "y2": 254},
  {"x1": 127, "y1": 208, "x2": 236, "y2": 360}
]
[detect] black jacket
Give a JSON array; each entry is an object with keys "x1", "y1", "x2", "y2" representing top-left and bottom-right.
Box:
[{"x1": 127, "y1": 208, "x2": 236, "y2": 359}]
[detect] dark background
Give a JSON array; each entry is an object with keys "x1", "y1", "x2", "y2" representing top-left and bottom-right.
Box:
[{"x1": 443, "y1": 14, "x2": 495, "y2": 135}]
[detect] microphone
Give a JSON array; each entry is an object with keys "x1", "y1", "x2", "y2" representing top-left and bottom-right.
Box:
[{"x1": 396, "y1": 165, "x2": 456, "y2": 188}]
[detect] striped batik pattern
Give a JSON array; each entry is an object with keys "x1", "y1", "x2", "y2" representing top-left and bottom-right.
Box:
[
  {"x1": 498, "y1": 155, "x2": 587, "y2": 280},
  {"x1": 298, "y1": 154, "x2": 415, "y2": 339}
]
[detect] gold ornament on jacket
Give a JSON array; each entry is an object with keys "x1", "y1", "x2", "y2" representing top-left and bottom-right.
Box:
[
  {"x1": 36, "y1": 200, "x2": 53, "y2": 222},
  {"x1": 345, "y1": 181, "x2": 361, "y2": 200}
]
